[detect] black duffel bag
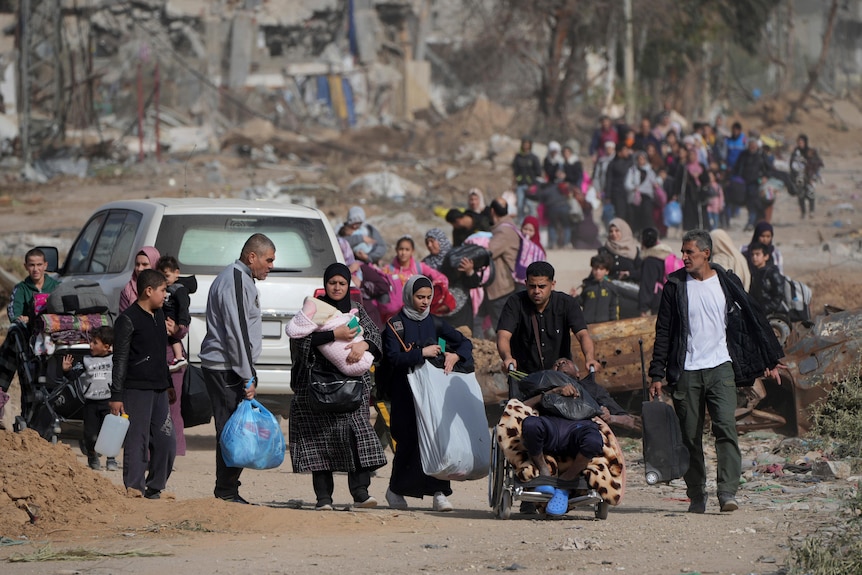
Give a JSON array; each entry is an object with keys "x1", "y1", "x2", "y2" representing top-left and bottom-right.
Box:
[{"x1": 441, "y1": 244, "x2": 492, "y2": 282}]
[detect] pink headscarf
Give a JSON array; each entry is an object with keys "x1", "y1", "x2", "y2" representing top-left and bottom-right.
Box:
[{"x1": 119, "y1": 246, "x2": 161, "y2": 312}]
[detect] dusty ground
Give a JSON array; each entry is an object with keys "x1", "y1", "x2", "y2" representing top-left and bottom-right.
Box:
[{"x1": 1, "y1": 104, "x2": 861, "y2": 574}]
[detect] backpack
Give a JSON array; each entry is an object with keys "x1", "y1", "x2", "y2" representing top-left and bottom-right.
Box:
[
  {"x1": 502, "y1": 223, "x2": 546, "y2": 283},
  {"x1": 654, "y1": 253, "x2": 684, "y2": 297},
  {"x1": 781, "y1": 275, "x2": 812, "y2": 322},
  {"x1": 46, "y1": 279, "x2": 111, "y2": 315},
  {"x1": 664, "y1": 254, "x2": 684, "y2": 282}
]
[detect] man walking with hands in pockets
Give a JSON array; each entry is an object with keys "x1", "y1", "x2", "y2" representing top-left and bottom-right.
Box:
[{"x1": 649, "y1": 229, "x2": 784, "y2": 514}]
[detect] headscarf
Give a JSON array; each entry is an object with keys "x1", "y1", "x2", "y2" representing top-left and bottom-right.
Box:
[
  {"x1": 468, "y1": 188, "x2": 486, "y2": 211},
  {"x1": 119, "y1": 246, "x2": 160, "y2": 312},
  {"x1": 401, "y1": 275, "x2": 433, "y2": 322},
  {"x1": 319, "y1": 263, "x2": 353, "y2": 313},
  {"x1": 749, "y1": 221, "x2": 774, "y2": 247},
  {"x1": 345, "y1": 206, "x2": 366, "y2": 225},
  {"x1": 710, "y1": 229, "x2": 751, "y2": 291},
  {"x1": 605, "y1": 218, "x2": 638, "y2": 260},
  {"x1": 521, "y1": 216, "x2": 544, "y2": 251},
  {"x1": 422, "y1": 228, "x2": 452, "y2": 270}
]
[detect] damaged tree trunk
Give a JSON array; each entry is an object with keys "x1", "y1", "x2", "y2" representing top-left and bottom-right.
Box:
[
  {"x1": 788, "y1": 0, "x2": 838, "y2": 122},
  {"x1": 537, "y1": 1, "x2": 577, "y2": 136}
]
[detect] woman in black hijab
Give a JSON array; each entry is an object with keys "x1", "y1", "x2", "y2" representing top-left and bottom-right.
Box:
[
  {"x1": 381, "y1": 275, "x2": 473, "y2": 512},
  {"x1": 288, "y1": 263, "x2": 386, "y2": 510}
]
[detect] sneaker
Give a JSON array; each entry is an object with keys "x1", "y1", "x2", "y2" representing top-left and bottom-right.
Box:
[
  {"x1": 718, "y1": 492, "x2": 739, "y2": 512},
  {"x1": 432, "y1": 492, "x2": 453, "y2": 512},
  {"x1": 87, "y1": 454, "x2": 100, "y2": 471},
  {"x1": 687, "y1": 493, "x2": 707, "y2": 514},
  {"x1": 216, "y1": 494, "x2": 250, "y2": 504},
  {"x1": 169, "y1": 357, "x2": 189, "y2": 373},
  {"x1": 354, "y1": 495, "x2": 378, "y2": 509},
  {"x1": 105, "y1": 457, "x2": 118, "y2": 471},
  {"x1": 385, "y1": 488, "x2": 408, "y2": 510},
  {"x1": 315, "y1": 502, "x2": 333, "y2": 511},
  {"x1": 144, "y1": 488, "x2": 161, "y2": 500}
]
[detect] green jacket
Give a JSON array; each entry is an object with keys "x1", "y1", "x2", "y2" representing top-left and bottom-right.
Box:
[{"x1": 7, "y1": 275, "x2": 60, "y2": 323}]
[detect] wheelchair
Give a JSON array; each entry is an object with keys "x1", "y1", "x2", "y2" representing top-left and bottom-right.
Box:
[{"x1": 486, "y1": 370, "x2": 611, "y2": 520}]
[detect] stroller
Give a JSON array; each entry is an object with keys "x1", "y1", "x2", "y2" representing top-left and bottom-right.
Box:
[
  {"x1": 487, "y1": 367, "x2": 622, "y2": 520},
  {"x1": 7, "y1": 281, "x2": 113, "y2": 443}
]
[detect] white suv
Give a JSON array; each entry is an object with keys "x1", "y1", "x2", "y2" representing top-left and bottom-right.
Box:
[{"x1": 44, "y1": 198, "x2": 344, "y2": 413}]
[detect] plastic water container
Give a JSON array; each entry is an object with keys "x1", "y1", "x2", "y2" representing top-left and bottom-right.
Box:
[{"x1": 94, "y1": 413, "x2": 130, "y2": 457}]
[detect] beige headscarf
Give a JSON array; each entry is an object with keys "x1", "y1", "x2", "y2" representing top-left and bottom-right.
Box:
[
  {"x1": 605, "y1": 218, "x2": 639, "y2": 260},
  {"x1": 710, "y1": 229, "x2": 751, "y2": 291}
]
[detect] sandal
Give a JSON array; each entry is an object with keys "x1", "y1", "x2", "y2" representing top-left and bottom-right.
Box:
[
  {"x1": 546, "y1": 488, "x2": 569, "y2": 516},
  {"x1": 534, "y1": 485, "x2": 556, "y2": 495}
]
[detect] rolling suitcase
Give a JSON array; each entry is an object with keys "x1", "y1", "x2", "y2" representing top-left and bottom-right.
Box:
[{"x1": 639, "y1": 339, "x2": 690, "y2": 485}]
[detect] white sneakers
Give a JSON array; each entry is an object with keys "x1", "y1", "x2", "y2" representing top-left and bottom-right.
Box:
[
  {"x1": 386, "y1": 488, "x2": 409, "y2": 509},
  {"x1": 385, "y1": 488, "x2": 453, "y2": 511},
  {"x1": 432, "y1": 492, "x2": 453, "y2": 512}
]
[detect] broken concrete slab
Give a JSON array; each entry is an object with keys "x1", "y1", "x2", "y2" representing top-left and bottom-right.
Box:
[
  {"x1": 812, "y1": 460, "x2": 852, "y2": 480},
  {"x1": 347, "y1": 171, "x2": 422, "y2": 201}
]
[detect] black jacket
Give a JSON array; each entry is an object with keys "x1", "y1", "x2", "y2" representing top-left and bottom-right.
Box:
[
  {"x1": 648, "y1": 264, "x2": 784, "y2": 387},
  {"x1": 512, "y1": 152, "x2": 542, "y2": 186},
  {"x1": 111, "y1": 303, "x2": 171, "y2": 401},
  {"x1": 749, "y1": 264, "x2": 786, "y2": 317},
  {"x1": 638, "y1": 256, "x2": 665, "y2": 315}
]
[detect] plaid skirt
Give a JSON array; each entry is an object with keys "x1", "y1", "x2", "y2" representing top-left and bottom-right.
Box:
[{"x1": 288, "y1": 370, "x2": 387, "y2": 474}]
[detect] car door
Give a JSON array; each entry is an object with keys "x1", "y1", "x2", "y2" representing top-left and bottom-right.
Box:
[{"x1": 63, "y1": 209, "x2": 144, "y2": 311}]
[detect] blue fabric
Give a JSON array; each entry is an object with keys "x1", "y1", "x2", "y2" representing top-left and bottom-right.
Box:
[
  {"x1": 342, "y1": 78, "x2": 356, "y2": 127},
  {"x1": 316, "y1": 76, "x2": 331, "y2": 104}
]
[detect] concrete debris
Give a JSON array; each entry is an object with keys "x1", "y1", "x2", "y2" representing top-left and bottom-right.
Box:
[
  {"x1": 812, "y1": 460, "x2": 852, "y2": 480},
  {"x1": 347, "y1": 172, "x2": 423, "y2": 201}
]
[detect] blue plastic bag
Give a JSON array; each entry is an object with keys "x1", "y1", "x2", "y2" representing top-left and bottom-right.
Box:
[
  {"x1": 220, "y1": 398, "x2": 285, "y2": 470},
  {"x1": 663, "y1": 200, "x2": 682, "y2": 227}
]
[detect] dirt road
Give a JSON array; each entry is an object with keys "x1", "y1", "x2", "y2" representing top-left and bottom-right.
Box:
[{"x1": 1, "y1": 422, "x2": 835, "y2": 575}]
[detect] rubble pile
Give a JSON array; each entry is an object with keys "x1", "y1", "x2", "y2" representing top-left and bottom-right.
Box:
[{"x1": 0, "y1": 429, "x2": 132, "y2": 536}]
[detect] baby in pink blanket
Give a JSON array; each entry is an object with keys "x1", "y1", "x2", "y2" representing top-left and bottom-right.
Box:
[{"x1": 285, "y1": 297, "x2": 374, "y2": 376}]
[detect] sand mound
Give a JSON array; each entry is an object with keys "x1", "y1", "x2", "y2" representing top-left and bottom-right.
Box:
[{"x1": 0, "y1": 429, "x2": 131, "y2": 536}]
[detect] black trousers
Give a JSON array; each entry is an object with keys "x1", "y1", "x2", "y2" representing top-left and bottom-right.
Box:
[
  {"x1": 122, "y1": 388, "x2": 175, "y2": 495},
  {"x1": 312, "y1": 468, "x2": 372, "y2": 505},
  {"x1": 203, "y1": 368, "x2": 247, "y2": 499},
  {"x1": 82, "y1": 399, "x2": 111, "y2": 455}
]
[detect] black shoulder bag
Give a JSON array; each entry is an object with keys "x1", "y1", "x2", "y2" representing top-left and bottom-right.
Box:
[{"x1": 306, "y1": 301, "x2": 364, "y2": 414}]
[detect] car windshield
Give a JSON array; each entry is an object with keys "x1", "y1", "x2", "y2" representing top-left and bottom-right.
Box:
[{"x1": 155, "y1": 214, "x2": 336, "y2": 276}]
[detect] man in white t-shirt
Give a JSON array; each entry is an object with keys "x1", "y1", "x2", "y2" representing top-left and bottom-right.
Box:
[{"x1": 648, "y1": 229, "x2": 784, "y2": 514}]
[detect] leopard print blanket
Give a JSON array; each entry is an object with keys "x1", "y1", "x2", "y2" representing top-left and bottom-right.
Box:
[{"x1": 496, "y1": 399, "x2": 626, "y2": 506}]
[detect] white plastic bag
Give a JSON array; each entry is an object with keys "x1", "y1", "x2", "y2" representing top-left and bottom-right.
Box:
[{"x1": 407, "y1": 362, "x2": 490, "y2": 481}]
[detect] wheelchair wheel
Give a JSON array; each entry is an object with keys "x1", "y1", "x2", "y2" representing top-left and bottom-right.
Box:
[
  {"x1": 496, "y1": 489, "x2": 512, "y2": 520},
  {"x1": 488, "y1": 434, "x2": 505, "y2": 508},
  {"x1": 595, "y1": 501, "x2": 609, "y2": 520},
  {"x1": 645, "y1": 470, "x2": 660, "y2": 485}
]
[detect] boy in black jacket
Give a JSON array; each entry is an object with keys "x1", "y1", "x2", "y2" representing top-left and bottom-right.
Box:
[
  {"x1": 578, "y1": 254, "x2": 619, "y2": 324},
  {"x1": 747, "y1": 242, "x2": 786, "y2": 317},
  {"x1": 110, "y1": 269, "x2": 176, "y2": 499}
]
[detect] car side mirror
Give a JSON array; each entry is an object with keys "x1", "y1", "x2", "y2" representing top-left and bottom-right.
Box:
[{"x1": 36, "y1": 246, "x2": 60, "y2": 273}]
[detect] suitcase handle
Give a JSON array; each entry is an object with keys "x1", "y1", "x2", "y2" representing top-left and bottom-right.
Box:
[{"x1": 638, "y1": 339, "x2": 652, "y2": 402}]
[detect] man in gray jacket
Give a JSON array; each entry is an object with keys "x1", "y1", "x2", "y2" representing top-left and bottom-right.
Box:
[{"x1": 200, "y1": 233, "x2": 275, "y2": 503}]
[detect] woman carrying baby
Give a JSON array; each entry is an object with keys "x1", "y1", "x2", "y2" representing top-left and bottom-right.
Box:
[{"x1": 287, "y1": 263, "x2": 387, "y2": 510}]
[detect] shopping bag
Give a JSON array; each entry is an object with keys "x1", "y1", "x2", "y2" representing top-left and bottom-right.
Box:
[
  {"x1": 407, "y1": 362, "x2": 490, "y2": 481},
  {"x1": 181, "y1": 364, "x2": 213, "y2": 428},
  {"x1": 220, "y1": 398, "x2": 285, "y2": 470}
]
